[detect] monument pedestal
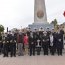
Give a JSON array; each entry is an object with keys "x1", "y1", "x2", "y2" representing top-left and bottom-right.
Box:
[
  {"x1": 29, "y1": 23, "x2": 54, "y2": 31},
  {"x1": 28, "y1": 0, "x2": 54, "y2": 31}
]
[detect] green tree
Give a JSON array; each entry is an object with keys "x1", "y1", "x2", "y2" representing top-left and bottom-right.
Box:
[
  {"x1": 51, "y1": 19, "x2": 58, "y2": 27},
  {"x1": 0, "y1": 24, "x2": 4, "y2": 33}
]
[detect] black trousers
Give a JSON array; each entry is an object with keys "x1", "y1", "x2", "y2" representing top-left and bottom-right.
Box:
[
  {"x1": 0, "y1": 43, "x2": 3, "y2": 54},
  {"x1": 30, "y1": 45, "x2": 35, "y2": 56},
  {"x1": 13, "y1": 44, "x2": 16, "y2": 56},
  {"x1": 3, "y1": 44, "x2": 9, "y2": 57},
  {"x1": 10, "y1": 43, "x2": 16, "y2": 57},
  {"x1": 57, "y1": 48, "x2": 62, "y2": 55},
  {"x1": 43, "y1": 45, "x2": 48, "y2": 55},
  {"x1": 3, "y1": 44, "x2": 6, "y2": 56},
  {"x1": 50, "y1": 46, "x2": 55, "y2": 55}
]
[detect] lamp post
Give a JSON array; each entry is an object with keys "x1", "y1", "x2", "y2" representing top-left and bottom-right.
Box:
[{"x1": 7, "y1": 27, "x2": 8, "y2": 32}]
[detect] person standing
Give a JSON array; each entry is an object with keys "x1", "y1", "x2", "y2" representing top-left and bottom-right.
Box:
[
  {"x1": 0, "y1": 34, "x2": 3, "y2": 54},
  {"x1": 12, "y1": 32, "x2": 17, "y2": 57},
  {"x1": 7, "y1": 31, "x2": 12, "y2": 53},
  {"x1": 36, "y1": 31, "x2": 41, "y2": 55},
  {"x1": 29, "y1": 32, "x2": 35, "y2": 56},
  {"x1": 42, "y1": 31, "x2": 49, "y2": 55},
  {"x1": 60, "y1": 28, "x2": 64, "y2": 49},
  {"x1": 23, "y1": 33, "x2": 29, "y2": 55},
  {"x1": 17, "y1": 31, "x2": 24, "y2": 56},
  {"x1": 56, "y1": 31, "x2": 63, "y2": 56},
  {"x1": 3, "y1": 32, "x2": 9, "y2": 57},
  {"x1": 49, "y1": 33, "x2": 55, "y2": 55}
]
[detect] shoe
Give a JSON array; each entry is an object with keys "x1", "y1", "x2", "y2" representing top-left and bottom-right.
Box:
[
  {"x1": 60, "y1": 54, "x2": 62, "y2": 56},
  {"x1": 3, "y1": 56, "x2": 5, "y2": 57},
  {"x1": 33, "y1": 54, "x2": 35, "y2": 56},
  {"x1": 14, "y1": 55, "x2": 16, "y2": 57},
  {"x1": 6, "y1": 55, "x2": 8, "y2": 57},
  {"x1": 58, "y1": 54, "x2": 59, "y2": 56},
  {"x1": 10, "y1": 55, "x2": 13, "y2": 57},
  {"x1": 30, "y1": 54, "x2": 32, "y2": 56}
]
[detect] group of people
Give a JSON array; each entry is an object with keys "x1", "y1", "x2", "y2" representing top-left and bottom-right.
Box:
[{"x1": 0, "y1": 27, "x2": 64, "y2": 57}]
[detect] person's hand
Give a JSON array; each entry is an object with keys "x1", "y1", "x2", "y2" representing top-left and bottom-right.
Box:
[{"x1": 59, "y1": 39, "x2": 61, "y2": 42}]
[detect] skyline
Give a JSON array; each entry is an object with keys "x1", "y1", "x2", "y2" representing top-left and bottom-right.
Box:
[{"x1": 0, "y1": 0, "x2": 65, "y2": 31}]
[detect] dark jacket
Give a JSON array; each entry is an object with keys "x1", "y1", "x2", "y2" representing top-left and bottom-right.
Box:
[
  {"x1": 17, "y1": 34, "x2": 23, "y2": 43},
  {"x1": 29, "y1": 35, "x2": 35, "y2": 48},
  {"x1": 42, "y1": 35, "x2": 49, "y2": 47},
  {"x1": 56, "y1": 33, "x2": 63, "y2": 49}
]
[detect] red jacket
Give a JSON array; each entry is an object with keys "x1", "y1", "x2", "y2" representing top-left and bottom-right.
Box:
[
  {"x1": 23, "y1": 35, "x2": 28, "y2": 45},
  {"x1": 17, "y1": 34, "x2": 23, "y2": 43}
]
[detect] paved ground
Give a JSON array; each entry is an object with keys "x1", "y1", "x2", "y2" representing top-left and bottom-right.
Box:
[{"x1": 0, "y1": 53, "x2": 65, "y2": 65}]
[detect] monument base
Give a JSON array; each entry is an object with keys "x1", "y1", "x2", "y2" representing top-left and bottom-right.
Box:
[{"x1": 28, "y1": 22, "x2": 54, "y2": 31}]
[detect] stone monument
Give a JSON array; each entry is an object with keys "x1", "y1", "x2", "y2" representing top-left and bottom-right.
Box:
[{"x1": 28, "y1": 0, "x2": 54, "y2": 31}]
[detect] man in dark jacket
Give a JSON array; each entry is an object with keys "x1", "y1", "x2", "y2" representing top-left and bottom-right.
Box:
[
  {"x1": 56, "y1": 31, "x2": 63, "y2": 56},
  {"x1": 34, "y1": 31, "x2": 41, "y2": 55},
  {"x1": 7, "y1": 31, "x2": 12, "y2": 52},
  {"x1": 49, "y1": 32, "x2": 56, "y2": 55},
  {"x1": 29, "y1": 32, "x2": 36, "y2": 56},
  {"x1": 42, "y1": 31, "x2": 49, "y2": 55}
]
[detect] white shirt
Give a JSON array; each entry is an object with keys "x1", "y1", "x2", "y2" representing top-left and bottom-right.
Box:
[{"x1": 50, "y1": 35, "x2": 53, "y2": 46}]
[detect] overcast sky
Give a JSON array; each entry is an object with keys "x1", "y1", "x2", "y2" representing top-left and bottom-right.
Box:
[{"x1": 0, "y1": 0, "x2": 65, "y2": 31}]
